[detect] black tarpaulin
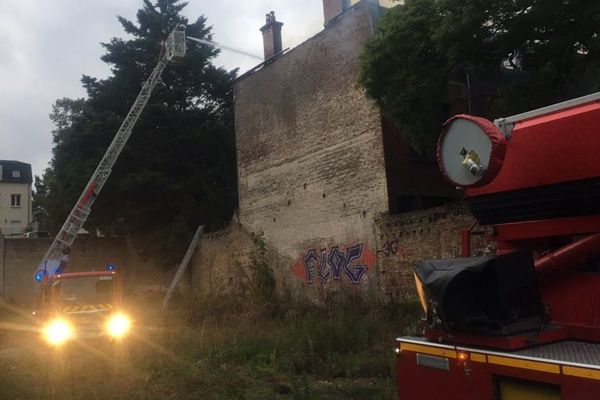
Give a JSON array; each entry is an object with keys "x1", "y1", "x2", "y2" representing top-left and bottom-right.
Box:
[{"x1": 414, "y1": 251, "x2": 544, "y2": 335}]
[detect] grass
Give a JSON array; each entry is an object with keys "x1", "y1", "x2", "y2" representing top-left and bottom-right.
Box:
[
  {"x1": 0, "y1": 236, "x2": 422, "y2": 400},
  {"x1": 0, "y1": 293, "x2": 421, "y2": 400},
  {"x1": 122, "y1": 290, "x2": 422, "y2": 400}
]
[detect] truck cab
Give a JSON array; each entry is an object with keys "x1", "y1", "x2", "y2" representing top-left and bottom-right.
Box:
[{"x1": 34, "y1": 270, "x2": 131, "y2": 346}]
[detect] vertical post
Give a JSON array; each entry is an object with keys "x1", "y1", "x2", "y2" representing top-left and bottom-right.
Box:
[{"x1": 460, "y1": 229, "x2": 471, "y2": 257}]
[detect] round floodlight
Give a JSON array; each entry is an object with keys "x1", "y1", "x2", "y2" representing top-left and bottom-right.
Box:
[{"x1": 437, "y1": 115, "x2": 506, "y2": 188}]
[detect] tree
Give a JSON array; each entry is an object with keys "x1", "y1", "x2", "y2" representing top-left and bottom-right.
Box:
[
  {"x1": 43, "y1": 0, "x2": 237, "y2": 265},
  {"x1": 359, "y1": 0, "x2": 600, "y2": 154}
]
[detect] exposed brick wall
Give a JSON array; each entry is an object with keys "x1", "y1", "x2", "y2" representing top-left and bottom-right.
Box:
[
  {"x1": 190, "y1": 223, "x2": 255, "y2": 294},
  {"x1": 374, "y1": 203, "x2": 491, "y2": 302},
  {"x1": 235, "y1": 2, "x2": 386, "y2": 294},
  {"x1": 323, "y1": 0, "x2": 345, "y2": 26},
  {"x1": 260, "y1": 14, "x2": 283, "y2": 60},
  {"x1": 1, "y1": 236, "x2": 163, "y2": 305}
]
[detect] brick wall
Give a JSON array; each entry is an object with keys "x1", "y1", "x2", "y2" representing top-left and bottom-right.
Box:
[
  {"x1": 235, "y1": 1, "x2": 386, "y2": 294},
  {"x1": 190, "y1": 223, "x2": 255, "y2": 295},
  {"x1": 374, "y1": 203, "x2": 492, "y2": 302},
  {"x1": 1, "y1": 236, "x2": 163, "y2": 305}
]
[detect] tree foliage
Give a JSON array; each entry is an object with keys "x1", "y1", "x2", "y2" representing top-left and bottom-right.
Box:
[
  {"x1": 41, "y1": 0, "x2": 237, "y2": 265},
  {"x1": 359, "y1": 0, "x2": 600, "y2": 154}
]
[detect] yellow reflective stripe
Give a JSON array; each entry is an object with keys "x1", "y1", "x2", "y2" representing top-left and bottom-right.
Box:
[
  {"x1": 400, "y1": 343, "x2": 457, "y2": 359},
  {"x1": 487, "y1": 355, "x2": 560, "y2": 374},
  {"x1": 562, "y1": 366, "x2": 600, "y2": 381},
  {"x1": 399, "y1": 340, "x2": 600, "y2": 378},
  {"x1": 62, "y1": 303, "x2": 113, "y2": 313}
]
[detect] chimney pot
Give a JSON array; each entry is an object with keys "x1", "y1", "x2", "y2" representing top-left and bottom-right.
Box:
[{"x1": 260, "y1": 11, "x2": 283, "y2": 60}]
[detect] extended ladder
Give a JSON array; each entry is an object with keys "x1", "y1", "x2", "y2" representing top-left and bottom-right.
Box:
[{"x1": 35, "y1": 26, "x2": 186, "y2": 275}]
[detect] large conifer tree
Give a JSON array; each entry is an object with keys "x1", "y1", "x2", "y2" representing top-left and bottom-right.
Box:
[{"x1": 42, "y1": 0, "x2": 237, "y2": 264}]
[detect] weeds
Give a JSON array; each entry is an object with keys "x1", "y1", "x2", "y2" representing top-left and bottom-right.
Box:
[
  {"x1": 0, "y1": 240, "x2": 421, "y2": 399},
  {"x1": 148, "y1": 289, "x2": 421, "y2": 399}
]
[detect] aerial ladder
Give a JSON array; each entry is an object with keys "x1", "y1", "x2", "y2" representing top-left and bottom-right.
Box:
[{"x1": 34, "y1": 26, "x2": 187, "y2": 280}]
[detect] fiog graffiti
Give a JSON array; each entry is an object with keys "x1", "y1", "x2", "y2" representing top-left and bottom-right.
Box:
[{"x1": 292, "y1": 243, "x2": 376, "y2": 285}]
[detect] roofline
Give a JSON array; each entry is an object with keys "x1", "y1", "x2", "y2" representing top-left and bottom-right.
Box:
[
  {"x1": 0, "y1": 160, "x2": 31, "y2": 165},
  {"x1": 236, "y1": 0, "x2": 380, "y2": 83}
]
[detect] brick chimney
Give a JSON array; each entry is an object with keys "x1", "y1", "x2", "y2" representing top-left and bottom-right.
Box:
[
  {"x1": 260, "y1": 11, "x2": 283, "y2": 60},
  {"x1": 323, "y1": 0, "x2": 351, "y2": 26}
]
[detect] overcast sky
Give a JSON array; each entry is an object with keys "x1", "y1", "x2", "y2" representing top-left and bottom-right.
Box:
[{"x1": 0, "y1": 0, "x2": 325, "y2": 178}]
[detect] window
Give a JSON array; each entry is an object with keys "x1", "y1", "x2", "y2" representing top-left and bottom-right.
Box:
[
  {"x1": 12, "y1": 170, "x2": 21, "y2": 178},
  {"x1": 10, "y1": 194, "x2": 21, "y2": 207}
]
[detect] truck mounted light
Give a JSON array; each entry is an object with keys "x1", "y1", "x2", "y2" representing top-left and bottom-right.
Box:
[
  {"x1": 44, "y1": 319, "x2": 73, "y2": 346},
  {"x1": 106, "y1": 313, "x2": 131, "y2": 338}
]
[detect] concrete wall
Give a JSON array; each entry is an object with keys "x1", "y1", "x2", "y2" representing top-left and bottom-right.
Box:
[
  {"x1": 235, "y1": 1, "x2": 386, "y2": 295},
  {"x1": 0, "y1": 236, "x2": 164, "y2": 305}
]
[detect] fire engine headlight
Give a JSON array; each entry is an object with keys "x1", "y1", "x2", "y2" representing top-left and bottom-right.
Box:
[
  {"x1": 106, "y1": 314, "x2": 131, "y2": 338},
  {"x1": 44, "y1": 319, "x2": 73, "y2": 346}
]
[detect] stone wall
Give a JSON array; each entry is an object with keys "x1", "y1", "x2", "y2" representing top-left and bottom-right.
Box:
[
  {"x1": 0, "y1": 236, "x2": 164, "y2": 305},
  {"x1": 235, "y1": 1, "x2": 386, "y2": 296},
  {"x1": 374, "y1": 203, "x2": 491, "y2": 302},
  {"x1": 190, "y1": 223, "x2": 255, "y2": 295}
]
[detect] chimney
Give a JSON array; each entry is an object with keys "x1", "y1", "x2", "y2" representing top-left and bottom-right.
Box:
[
  {"x1": 260, "y1": 11, "x2": 283, "y2": 60},
  {"x1": 323, "y1": 0, "x2": 351, "y2": 26}
]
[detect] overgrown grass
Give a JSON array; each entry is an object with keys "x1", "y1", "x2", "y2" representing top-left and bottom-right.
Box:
[
  {"x1": 121, "y1": 236, "x2": 423, "y2": 399},
  {"x1": 0, "y1": 238, "x2": 422, "y2": 399},
  {"x1": 0, "y1": 291, "x2": 421, "y2": 400},
  {"x1": 127, "y1": 289, "x2": 422, "y2": 400}
]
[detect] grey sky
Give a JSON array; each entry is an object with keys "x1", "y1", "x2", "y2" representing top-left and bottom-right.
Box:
[{"x1": 0, "y1": 0, "x2": 325, "y2": 178}]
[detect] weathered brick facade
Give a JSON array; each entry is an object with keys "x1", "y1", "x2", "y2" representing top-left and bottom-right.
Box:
[
  {"x1": 230, "y1": 0, "x2": 480, "y2": 300},
  {"x1": 235, "y1": 1, "x2": 386, "y2": 295},
  {"x1": 190, "y1": 222, "x2": 255, "y2": 295},
  {"x1": 374, "y1": 203, "x2": 491, "y2": 303}
]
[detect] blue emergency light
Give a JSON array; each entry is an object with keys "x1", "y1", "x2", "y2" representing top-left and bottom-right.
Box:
[
  {"x1": 35, "y1": 270, "x2": 48, "y2": 282},
  {"x1": 106, "y1": 263, "x2": 117, "y2": 271}
]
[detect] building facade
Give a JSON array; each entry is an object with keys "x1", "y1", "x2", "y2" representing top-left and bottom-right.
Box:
[
  {"x1": 0, "y1": 161, "x2": 33, "y2": 236},
  {"x1": 233, "y1": 0, "x2": 468, "y2": 298}
]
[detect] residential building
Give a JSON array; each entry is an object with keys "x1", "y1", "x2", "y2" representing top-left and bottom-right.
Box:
[{"x1": 0, "y1": 160, "x2": 33, "y2": 236}]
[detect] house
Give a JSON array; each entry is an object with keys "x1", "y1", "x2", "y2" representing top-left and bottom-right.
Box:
[
  {"x1": 0, "y1": 160, "x2": 33, "y2": 236},
  {"x1": 232, "y1": 0, "x2": 474, "y2": 299}
]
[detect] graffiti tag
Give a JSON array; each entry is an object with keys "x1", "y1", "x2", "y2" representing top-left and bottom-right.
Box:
[
  {"x1": 379, "y1": 238, "x2": 409, "y2": 257},
  {"x1": 295, "y1": 243, "x2": 374, "y2": 285}
]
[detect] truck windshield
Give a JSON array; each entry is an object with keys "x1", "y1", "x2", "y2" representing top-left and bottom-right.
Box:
[{"x1": 53, "y1": 276, "x2": 114, "y2": 306}]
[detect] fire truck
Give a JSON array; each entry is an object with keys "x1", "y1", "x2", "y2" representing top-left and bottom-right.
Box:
[
  {"x1": 34, "y1": 269, "x2": 130, "y2": 345},
  {"x1": 32, "y1": 26, "x2": 187, "y2": 346},
  {"x1": 396, "y1": 92, "x2": 600, "y2": 399}
]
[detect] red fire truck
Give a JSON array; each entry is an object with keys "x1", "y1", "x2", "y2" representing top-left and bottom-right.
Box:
[
  {"x1": 396, "y1": 92, "x2": 600, "y2": 399},
  {"x1": 34, "y1": 268, "x2": 131, "y2": 346},
  {"x1": 30, "y1": 27, "x2": 187, "y2": 346}
]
